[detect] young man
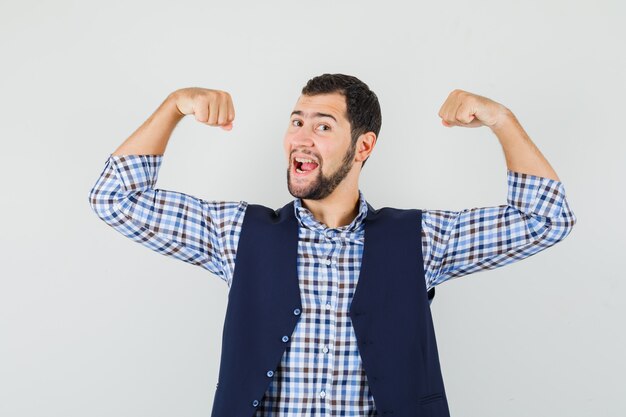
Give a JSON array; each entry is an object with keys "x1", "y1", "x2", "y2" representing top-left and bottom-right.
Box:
[{"x1": 88, "y1": 74, "x2": 576, "y2": 417}]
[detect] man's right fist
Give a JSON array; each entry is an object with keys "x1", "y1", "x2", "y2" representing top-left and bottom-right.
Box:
[{"x1": 171, "y1": 87, "x2": 235, "y2": 130}]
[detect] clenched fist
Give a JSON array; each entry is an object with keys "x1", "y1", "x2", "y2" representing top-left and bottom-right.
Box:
[
  {"x1": 172, "y1": 87, "x2": 235, "y2": 130},
  {"x1": 438, "y1": 89, "x2": 510, "y2": 129}
]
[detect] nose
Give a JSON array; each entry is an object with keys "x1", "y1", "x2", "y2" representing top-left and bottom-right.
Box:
[{"x1": 289, "y1": 127, "x2": 315, "y2": 148}]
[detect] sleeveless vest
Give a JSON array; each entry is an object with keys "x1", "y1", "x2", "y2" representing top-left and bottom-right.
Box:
[{"x1": 210, "y1": 200, "x2": 450, "y2": 417}]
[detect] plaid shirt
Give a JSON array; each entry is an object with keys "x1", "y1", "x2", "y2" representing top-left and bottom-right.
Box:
[{"x1": 89, "y1": 154, "x2": 576, "y2": 416}]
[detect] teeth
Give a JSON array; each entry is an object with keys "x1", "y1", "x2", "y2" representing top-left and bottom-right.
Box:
[{"x1": 295, "y1": 157, "x2": 317, "y2": 164}]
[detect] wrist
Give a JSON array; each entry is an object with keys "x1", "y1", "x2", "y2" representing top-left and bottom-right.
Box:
[
  {"x1": 166, "y1": 91, "x2": 186, "y2": 119},
  {"x1": 489, "y1": 107, "x2": 516, "y2": 133}
]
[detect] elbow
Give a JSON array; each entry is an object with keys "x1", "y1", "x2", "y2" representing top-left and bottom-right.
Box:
[
  {"x1": 541, "y1": 207, "x2": 577, "y2": 246},
  {"x1": 558, "y1": 201, "x2": 577, "y2": 240},
  {"x1": 88, "y1": 185, "x2": 117, "y2": 222},
  {"x1": 561, "y1": 209, "x2": 577, "y2": 240}
]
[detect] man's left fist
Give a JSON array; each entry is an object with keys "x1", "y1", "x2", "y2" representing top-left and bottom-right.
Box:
[{"x1": 438, "y1": 89, "x2": 510, "y2": 129}]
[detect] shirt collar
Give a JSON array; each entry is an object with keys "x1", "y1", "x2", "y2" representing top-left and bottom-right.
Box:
[{"x1": 293, "y1": 189, "x2": 370, "y2": 236}]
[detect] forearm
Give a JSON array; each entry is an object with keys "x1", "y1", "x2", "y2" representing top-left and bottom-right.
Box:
[
  {"x1": 112, "y1": 92, "x2": 185, "y2": 156},
  {"x1": 490, "y1": 110, "x2": 560, "y2": 182}
]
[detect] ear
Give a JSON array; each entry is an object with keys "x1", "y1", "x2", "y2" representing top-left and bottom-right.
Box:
[{"x1": 355, "y1": 132, "x2": 377, "y2": 163}]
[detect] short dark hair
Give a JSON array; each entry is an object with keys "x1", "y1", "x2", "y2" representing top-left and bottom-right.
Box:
[{"x1": 301, "y1": 73, "x2": 382, "y2": 168}]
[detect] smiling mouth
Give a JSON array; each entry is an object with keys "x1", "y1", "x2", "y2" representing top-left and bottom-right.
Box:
[{"x1": 293, "y1": 159, "x2": 320, "y2": 175}]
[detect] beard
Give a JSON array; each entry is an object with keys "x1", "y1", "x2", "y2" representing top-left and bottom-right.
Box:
[{"x1": 286, "y1": 142, "x2": 356, "y2": 200}]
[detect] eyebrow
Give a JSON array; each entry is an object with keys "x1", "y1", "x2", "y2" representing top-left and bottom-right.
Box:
[{"x1": 290, "y1": 110, "x2": 337, "y2": 123}]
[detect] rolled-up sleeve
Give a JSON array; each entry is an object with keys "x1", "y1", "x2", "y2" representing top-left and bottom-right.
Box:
[{"x1": 422, "y1": 169, "x2": 577, "y2": 290}]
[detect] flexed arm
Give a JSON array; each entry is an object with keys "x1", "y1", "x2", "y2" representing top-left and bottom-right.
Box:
[
  {"x1": 88, "y1": 88, "x2": 244, "y2": 285},
  {"x1": 421, "y1": 90, "x2": 577, "y2": 291}
]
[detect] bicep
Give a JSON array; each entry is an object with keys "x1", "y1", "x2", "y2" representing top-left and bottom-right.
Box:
[
  {"x1": 90, "y1": 174, "x2": 245, "y2": 283},
  {"x1": 421, "y1": 203, "x2": 564, "y2": 289},
  {"x1": 89, "y1": 154, "x2": 247, "y2": 284}
]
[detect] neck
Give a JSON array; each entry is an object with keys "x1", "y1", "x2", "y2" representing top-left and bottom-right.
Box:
[{"x1": 300, "y1": 179, "x2": 361, "y2": 229}]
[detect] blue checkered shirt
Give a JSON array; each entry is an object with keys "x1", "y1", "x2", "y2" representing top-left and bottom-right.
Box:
[{"x1": 89, "y1": 154, "x2": 576, "y2": 416}]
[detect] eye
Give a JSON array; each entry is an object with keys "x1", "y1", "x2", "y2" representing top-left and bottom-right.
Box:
[
  {"x1": 317, "y1": 124, "x2": 330, "y2": 131},
  {"x1": 291, "y1": 119, "x2": 302, "y2": 127}
]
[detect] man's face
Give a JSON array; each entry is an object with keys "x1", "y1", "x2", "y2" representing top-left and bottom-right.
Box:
[{"x1": 283, "y1": 92, "x2": 357, "y2": 200}]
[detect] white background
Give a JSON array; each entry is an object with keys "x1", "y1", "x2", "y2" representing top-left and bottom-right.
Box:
[{"x1": 1, "y1": 0, "x2": 624, "y2": 416}]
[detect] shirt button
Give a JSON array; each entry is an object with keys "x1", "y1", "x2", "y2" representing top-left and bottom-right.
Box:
[
  {"x1": 293, "y1": 308, "x2": 301, "y2": 315},
  {"x1": 266, "y1": 370, "x2": 274, "y2": 377},
  {"x1": 252, "y1": 400, "x2": 260, "y2": 407},
  {"x1": 323, "y1": 346, "x2": 329, "y2": 354},
  {"x1": 325, "y1": 302, "x2": 332, "y2": 310},
  {"x1": 320, "y1": 390, "x2": 326, "y2": 398},
  {"x1": 324, "y1": 259, "x2": 332, "y2": 266},
  {"x1": 282, "y1": 335, "x2": 289, "y2": 343}
]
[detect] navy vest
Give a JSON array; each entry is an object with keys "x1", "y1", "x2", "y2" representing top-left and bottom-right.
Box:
[{"x1": 210, "y1": 200, "x2": 450, "y2": 417}]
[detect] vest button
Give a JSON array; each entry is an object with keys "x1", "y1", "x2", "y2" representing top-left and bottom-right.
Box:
[
  {"x1": 266, "y1": 370, "x2": 274, "y2": 377},
  {"x1": 252, "y1": 400, "x2": 259, "y2": 407},
  {"x1": 282, "y1": 335, "x2": 289, "y2": 342},
  {"x1": 293, "y1": 308, "x2": 301, "y2": 315}
]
